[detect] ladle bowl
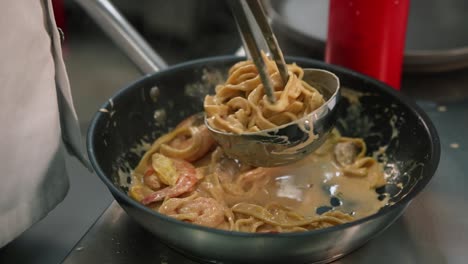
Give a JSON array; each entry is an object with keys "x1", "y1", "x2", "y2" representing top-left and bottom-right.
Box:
[{"x1": 205, "y1": 68, "x2": 340, "y2": 167}]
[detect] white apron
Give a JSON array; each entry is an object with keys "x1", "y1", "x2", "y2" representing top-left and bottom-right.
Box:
[{"x1": 0, "y1": 0, "x2": 86, "y2": 247}]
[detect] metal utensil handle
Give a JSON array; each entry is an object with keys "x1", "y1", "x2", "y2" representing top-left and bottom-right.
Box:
[
  {"x1": 246, "y1": 0, "x2": 289, "y2": 85},
  {"x1": 229, "y1": 0, "x2": 276, "y2": 104},
  {"x1": 74, "y1": 0, "x2": 168, "y2": 75}
]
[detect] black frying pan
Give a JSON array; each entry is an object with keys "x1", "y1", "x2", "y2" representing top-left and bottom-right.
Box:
[{"x1": 87, "y1": 56, "x2": 440, "y2": 264}]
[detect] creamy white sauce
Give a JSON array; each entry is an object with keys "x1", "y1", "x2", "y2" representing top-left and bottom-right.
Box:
[{"x1": 243, "y1": 154, "x2": 388, "y2": 219}]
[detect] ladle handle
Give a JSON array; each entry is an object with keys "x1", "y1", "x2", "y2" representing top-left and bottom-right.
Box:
[{"x1": 74, "y1": 0, "x2": 168, "y2": 74}]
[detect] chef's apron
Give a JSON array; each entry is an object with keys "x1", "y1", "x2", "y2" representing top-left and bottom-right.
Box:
[{"x1": 0, "y1": 0, "x2": 87, "y2": 247}]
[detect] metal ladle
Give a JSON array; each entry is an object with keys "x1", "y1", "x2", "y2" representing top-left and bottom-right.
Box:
[
  {"x1": 205, "y1": 0, "x2": 341, "y2": 167},
  {"x1": 77, "y1": 0, "x2": 339, "y2": 167}
]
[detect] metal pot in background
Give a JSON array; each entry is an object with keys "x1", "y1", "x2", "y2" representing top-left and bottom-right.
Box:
[{"x1": 265, "y1": 0, "x2": 468, "y2": 73}]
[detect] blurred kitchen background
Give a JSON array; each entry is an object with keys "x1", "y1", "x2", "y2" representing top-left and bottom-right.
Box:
[
  {"x1": 63, "y1": 0, "x2": 468, "y2": 134},
  {"x1": 1, "y1": 0, "x2": 468, "y2": 263},
  {"x1": 64, "y1": 0, "x2": 241, "y2": 132}
]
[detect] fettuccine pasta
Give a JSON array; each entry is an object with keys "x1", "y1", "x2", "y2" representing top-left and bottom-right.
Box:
[
  {"x1": 128, "y1": 116, "x2": 387, "y2": 233},
  {"x1": 204, "y1": 56, "x2": 325, "y2": 133}
]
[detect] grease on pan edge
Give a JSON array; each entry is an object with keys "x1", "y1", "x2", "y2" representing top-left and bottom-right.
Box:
[
  {"x1": 437, "y1": 105, "x2": 447, "y2": 112},
  {"x1": 150, "y1": 86, "x2": 160, "y2": 102},
  {"x1": 154, "y1": 109, "x2": 167, "y2": 124}
]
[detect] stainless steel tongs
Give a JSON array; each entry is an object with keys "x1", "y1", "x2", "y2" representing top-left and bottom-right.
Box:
[{"x1": 228, "y1": 0, "x2": 289, "y2": 104}]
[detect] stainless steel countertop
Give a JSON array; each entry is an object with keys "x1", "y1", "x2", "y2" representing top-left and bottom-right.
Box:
[{"x1": 61, "y1": 93, "x2": 468, "y2": 263}]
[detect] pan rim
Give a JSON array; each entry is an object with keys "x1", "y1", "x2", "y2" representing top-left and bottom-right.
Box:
[{"x1": 87, "y1": 55, "x2": 440, "y2": 239}]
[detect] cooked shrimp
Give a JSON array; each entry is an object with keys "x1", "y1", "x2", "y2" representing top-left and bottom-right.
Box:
[
  {"x1": 141, "y1": 159, "x2": 198, "y2": 205},
  {"x1": 159, "y1": 196, "x2": 225, "y2": 228},
  {"x1": 143, "y1": 167, "x2": 161, "y2": 190}
]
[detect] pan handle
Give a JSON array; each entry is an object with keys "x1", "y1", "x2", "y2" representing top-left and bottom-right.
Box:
[{"x1": 74, "y1": 0, "x2": 168, "y2": 74}]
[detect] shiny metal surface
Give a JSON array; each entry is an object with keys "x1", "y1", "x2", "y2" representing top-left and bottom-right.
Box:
[
  {"x1": 74, "y1": 0, "x2": 167, "y2": 74},
  {"x1": 244, "y1": 0, "x2": 289, "y2": 85},
  {"x1": 265, "y1": 0, "x2": 468, "y2": 73},
  {"x1": 230, "y1": 0, "x2": 287, "y2": 80},
  {"x1": 229, "y1": 0, "x2": 278, "y2": 103},
  {"x1": 206, "y1": 68, "x2": 340, "y2": 167}
]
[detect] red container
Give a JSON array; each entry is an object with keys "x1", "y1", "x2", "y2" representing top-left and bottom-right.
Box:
[{"x1": 325, "y1": 0, "x2": 409, "y2": 89}]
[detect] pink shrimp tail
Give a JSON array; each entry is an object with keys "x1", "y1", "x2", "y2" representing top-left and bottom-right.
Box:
[{"x1": 141, "y1": 159, "x2": 198, "y2": 205}]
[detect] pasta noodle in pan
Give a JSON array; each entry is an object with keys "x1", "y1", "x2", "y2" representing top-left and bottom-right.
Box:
[
  {"x1": 204, "y1": 56, "x2": 325, "y2": 133},
  {"x1": 128, "y1": 60, "x2": 388, "y2": 233}
]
